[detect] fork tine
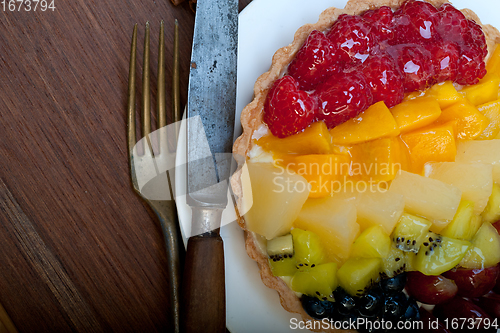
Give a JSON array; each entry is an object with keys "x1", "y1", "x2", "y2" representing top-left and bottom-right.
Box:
[
  {"x1": 142, "y1": 22, "x2": 152, "y2": 140},
  {"x1": 172, "y1": 19, "x2": 181, "y2": 125},
  {"x1": 167, "y1": 20, "x2": 181, "y2": 154},
  {"x1": 158, "y1": 21, "x2": 166, "y2": 131},
  {"x1": 157, "y1": 21, "x2": 166, "y2": 155},
  {"x1": 127, "y1": 24, "x2": 138, "y2": 159}
]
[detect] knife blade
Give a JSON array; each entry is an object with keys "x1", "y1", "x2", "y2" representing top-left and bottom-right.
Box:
[{"x1": 181, "y1": 0, "x2": 238, "y2": 331}]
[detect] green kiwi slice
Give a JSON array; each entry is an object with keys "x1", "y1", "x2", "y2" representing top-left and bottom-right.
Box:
[
  {"x1": 291, "y1": 228, "x2": 325, "y2": 269},
  {"x1": 413, "y1": 233, "x2": 471, "y2": 275},
  {"x1": 267, "y1": 234, "x2": 296, "y2": 276},
  {"x1": 291, "y1": 262, "x2": 338, "y2": 301},
  {"x1": 391, "y1": 213, "x2": 432, "y2": 252}
]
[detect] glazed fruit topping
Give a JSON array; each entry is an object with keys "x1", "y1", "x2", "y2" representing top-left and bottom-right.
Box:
[
  {"x1": 406, "y1": 271, "x2": 458, "y2": 305},
  {"x1": 263, "y1": 0, "x2": 488, "y2": 137},
  {"x1": 429, "y1": 41, "x2": 460, "y2": 83},
  {"x1": 388, "y1": 44, "x2": 435, "y2": 92},
  {"x1": 436, "y1": 3, "x2": 468, "y2": 43},
  {"x1": 442, "y1": 265, "x2": 500, "y2": 298},
  {"x1": 359, "y1": 52, "x2": 404, "y2": 108},
  {"x1": 361, "y1": 6, "x2": 394, "y2": 43},
  {"x1": 393, "y1": 0, "x2": 440, "y2": 44},
  {"x1": 263, "y1": 75, "x2": 316, "y2": 138},
  {"x1": 433, "y1": 296, "x2": 492, "y2": 329},
  {"x1": 326, "y1": 14, "x2": 374, "y2": 64},
  {"x1": 315, "y1": 72, "x2": 373, "y2": 128},
  {"x1": 287, "y1": 30, "x2": 340, "y2": 91}
]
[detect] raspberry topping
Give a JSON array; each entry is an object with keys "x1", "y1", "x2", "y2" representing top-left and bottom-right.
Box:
[
  {"x1": 456, "y1": 46, "x2": 487, "y2": 86},
  {"x1": 389, "y1": 44, "x2": 435, "y2": 92},
  {"x1": 360, "y1": 52, "x2": 404, "y2": 108},
  {"x1": 326, "y1": 14, "x2": 374, "y2": 65},
  {"x1": 393, "y1": 0, "x2": 440, "y2": 44},
  {"x1": 361, "y1": 6, "x2": 394, "y2": 43},
  {"x1": 436, "y1": 3, "x2": 468, "y2": 44},
  {"x1": 430, "y1": 41, "x2": 460, "y2": 83},
  {"x1": 466, "y1": 20, "x2": 488, "y2": 58},
  {"x1": 263, "y1": 0, "x2": 488, "y2": 137},
  {"x1": 288, "y1": 30, "x2": 341, "y2": 91},
  {"x1": 315, "y1": 72, "x2": 373, "y2": 128},
  {"x1": 263, "y1": 76, "x2": 317, "y2": 138}
]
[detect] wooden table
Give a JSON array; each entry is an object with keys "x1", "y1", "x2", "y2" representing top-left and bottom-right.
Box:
[{"x1": 0, "y1": 0, "x2": 251, "y2": 331}]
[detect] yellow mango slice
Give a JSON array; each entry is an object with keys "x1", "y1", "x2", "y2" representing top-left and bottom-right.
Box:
[
  {"x1": 460, "y1": 74, "x2": 500, "y2": 106},
  {"x1": 349, "y1": 137, "x2": 404, "y2": 183},
  {"x1": 477, "y1": 99, "x2": 500, "y2": 139},
  {"x1": 330, "y1": 101, "x2": 400, "y2": 145},
  {"x1": 400, "y1": 122, "x2": 456, "y2": 174},
  {"x1": 486, "y1": 44, "x2": 500, "y2": 77},
  {"x1": 435, "y1": 100, "x2": 490, "y2": 140},
  {"x1": 390, "y1": 97, "x2": 442, "y2": 133},
  {"x1": 277, "y1": 154, "x2": 351, "y2": 198},
  {"x1": 425, "y1": 81, "x2": 463, "y2": 109},
  {"x1": 256, "y1": 121, "x2": 331, "y2": 155}
]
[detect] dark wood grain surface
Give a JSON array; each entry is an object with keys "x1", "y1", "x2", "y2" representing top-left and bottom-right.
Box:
[{"x1": 0, "y1": 0, "x2": 251, "y2": 331}]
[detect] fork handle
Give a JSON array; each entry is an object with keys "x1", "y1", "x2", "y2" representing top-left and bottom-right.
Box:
[{"x1": 181, "y1": 232, "x2": 225, "y2": 333}]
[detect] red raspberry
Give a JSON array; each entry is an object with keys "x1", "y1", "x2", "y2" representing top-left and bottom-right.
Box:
[
  {"x1": 436, "y1": 3, "x2": 468, "y2": 44},
  {"x1": 435, "y1": 4, "x2": 486, "y2": 85},
  {"x1": 315, "y1": 72, "x2": 373, "y2": 128},
  {"x1": 360, "y1": 52, "x2": 404, "y2": 108},
  {"x1": 465, "y1": 20, "x2": 488, "y2": 58},
  {"x1": 287, "y1": 30, "x2": 341, "y2": 91},
  {"x1": 456, "y1": 45, "x2": 487, "y2": 86},
  {"x1": 326, "y1": 14, "x2": 374, "y2": 66},
  {"x1": 430, "y1": 41, "x2": 460, "y2": 83},
  {"x1": 393, "y1": 0, "x2": 440, "y2": 44},
  {"x1": 388, "y1": 44, "x2": 435, "y2": 92},
  {"x1": 362, "y1": 6, "x2": 394, "y2": 43},
  {"x1": 263, "y1": 76, "x2": 317, "y2": 138}
]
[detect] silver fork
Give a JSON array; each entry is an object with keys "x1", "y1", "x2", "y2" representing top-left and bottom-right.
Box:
[{"x1": 126, "y1": 21, "x2": 182, "y2": 333}]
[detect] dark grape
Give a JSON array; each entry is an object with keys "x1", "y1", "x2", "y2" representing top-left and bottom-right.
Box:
[
  {"x1": 301, "y1": 295, "x2": 334, "y2": 319},
  {"x1": 472, "y1": 292, "x2": 500, "y2": 319},
  {"x1": 443, "y1": 265, "x2": 500, "y2": 298},
  {"x1": 419, "y1": 307, "x2": 452, "y2": 333},
  {"x1": 495, "y1": 263, "x2": 500, "y2": 294},
  {"x1": 433, "y1": 296, "x2": 491, "y2": 329},
  {"x1": 380, "y1": 273, "x2": 407, "y2": 294},
  {"x1": 406, "y1": 271, "x2": 457, "y2": 304},
  {"x1": 493, "y1": 221, "x2": 500, "y2": 235}
]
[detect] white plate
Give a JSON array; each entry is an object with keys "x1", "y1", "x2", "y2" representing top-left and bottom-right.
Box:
[{"x1": 177, "y1": 1, "x2": 499, "y2": 332}]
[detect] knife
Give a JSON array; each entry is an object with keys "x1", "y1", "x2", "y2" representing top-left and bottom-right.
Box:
[{"x1": 180, "y1": 0, "x2": 238, "y2": 332}]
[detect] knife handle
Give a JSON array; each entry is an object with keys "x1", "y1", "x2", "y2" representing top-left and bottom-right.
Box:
[{"x1": 181, "y1": 232, "x2": 225, "y2": 333}]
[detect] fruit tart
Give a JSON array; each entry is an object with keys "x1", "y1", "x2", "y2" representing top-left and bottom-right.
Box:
[{"x1": 231, "y1": 0, "x2": 500, "y2": 331}]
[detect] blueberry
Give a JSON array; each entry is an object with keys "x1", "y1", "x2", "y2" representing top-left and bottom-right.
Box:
[
  {"x1": 401, "y1": 298, "x2": 420, "y2": 321},
  {"x1": 301, "y1": 295, "x2": 334, "y2": 319},
  {"x1": 357, "y1": 288, "x2": 384, "y2": 318},
  {"x1": 333, "y1": 287, "x2": 357, "y2": 315},
  {"x1": 383, "y1": 292, "x2": 407, "y2": 320},
  {"x1": 379, "y1": 273, "x2": 407, "y2": 294},
  {"x1": 334, "y1": 312, "x2": 358, "y2": 326},
  {"x1": 357, "y1": 317, "x2": 385, "y2": 333}
]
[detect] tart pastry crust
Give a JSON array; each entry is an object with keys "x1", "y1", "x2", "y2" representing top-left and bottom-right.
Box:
[{"x1": 231, "y1": 0, "x2": 500, "y2": 331}]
